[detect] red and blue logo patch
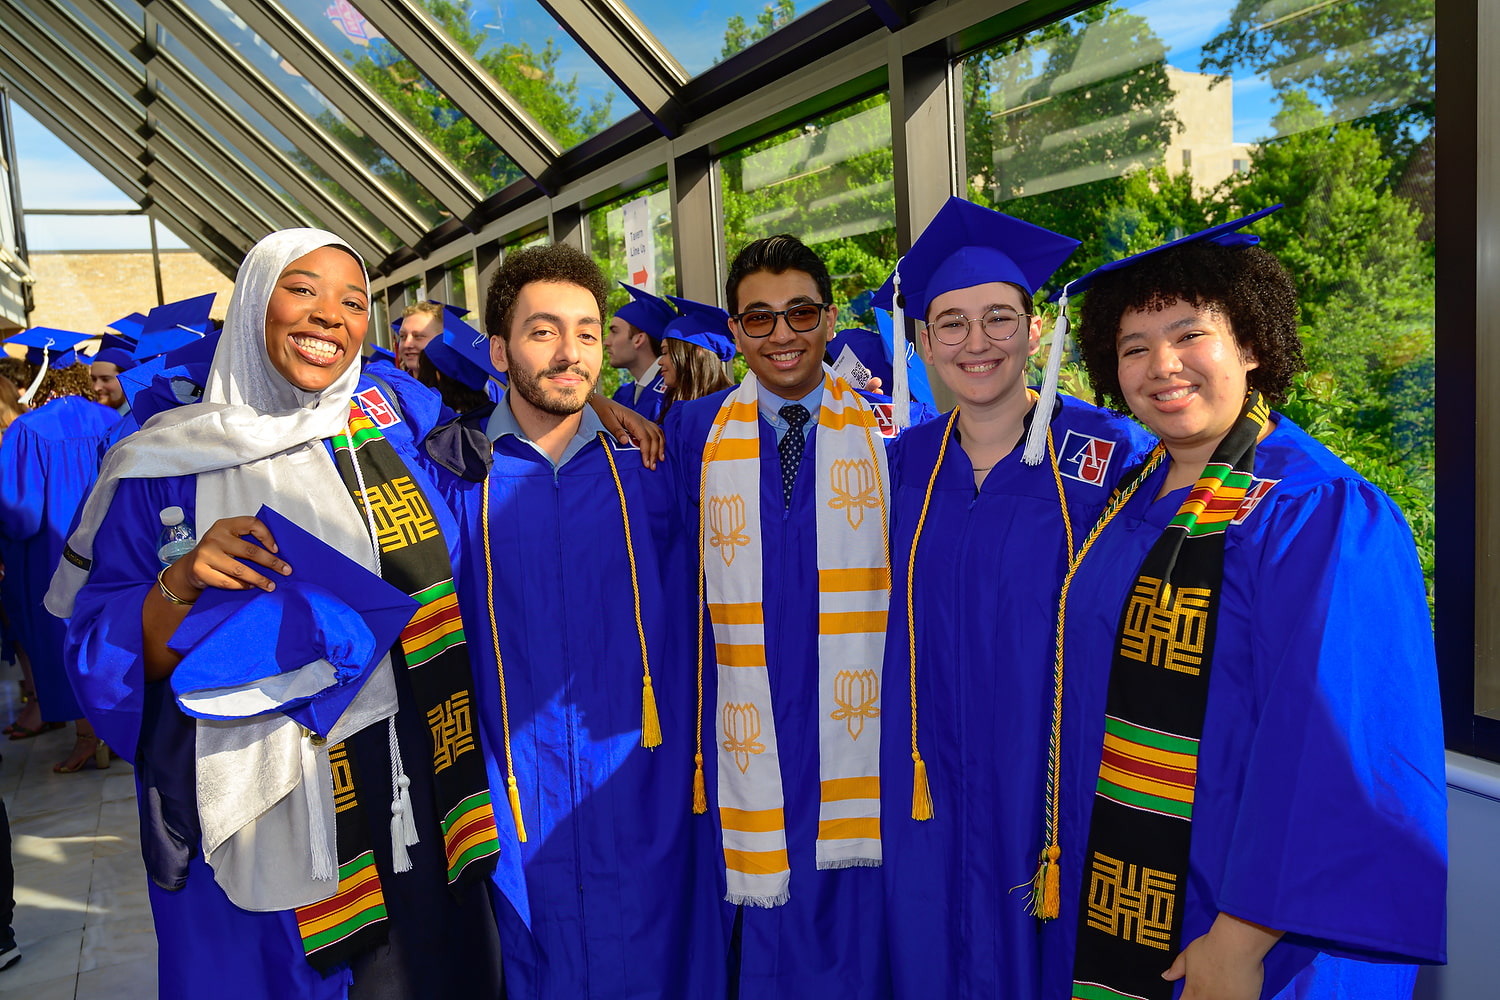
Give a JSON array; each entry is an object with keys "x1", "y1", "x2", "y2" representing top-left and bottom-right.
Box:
[
  {"x1": 1059, "y1": 430, "x2": 1116, "y2": 486},
  {"x1": 355, "y1": 386, "x2": 401, "y2": 429},
  {"x1": 1232, "y1": 477, "x2": 1280, "y2": 524}
]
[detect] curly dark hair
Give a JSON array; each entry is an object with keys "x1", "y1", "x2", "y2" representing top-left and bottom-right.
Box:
[
  {"x1": 725, "y1": 234, "x2": 832, "y2": 314},
  {"x1": 484, "y1": 243, "x2": 607, "y2": 343},
  {"x1": 1075, "y1": 242, "x2": 1306, "y2": 410},
  {"x1": 33, "y1": 363, "x2": 96, "y2": 405}
]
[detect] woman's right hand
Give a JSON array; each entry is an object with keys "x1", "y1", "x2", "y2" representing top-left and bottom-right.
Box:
[{"x1": 162, "y1": 515, "x2": 293, "y2": 601}]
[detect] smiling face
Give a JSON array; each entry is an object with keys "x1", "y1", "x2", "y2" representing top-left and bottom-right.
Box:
[
  {"x1": 491, "y1": 280, "x2": 602, "y2": 417},
  {"x1": 263, "y1": 245, "x2": 369, "y2": 393},
  {"x1": 920, "y1": 281, "x2": 1039, "y2": 411},
  {"x1": 658, "y1": 343, "x2": 679, "y2": 389},
  {"x1": 91, "y1": 361, "x2": 125, "y2": 409},
  {"x1": 731, "y1": 269, "x2": 832, "y2": 400},
  {"x1": 398, "y1": 311, "x2": 440, "y2": 375},
  {"x1": 1116, "y1": 298, "x2": 1258, "y2": 459}
]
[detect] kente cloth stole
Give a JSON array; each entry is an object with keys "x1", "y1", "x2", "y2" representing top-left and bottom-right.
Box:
[
  {"x1": 701, "y1": 373, "x2": 891, "y2": 907},
  {"x1": 1070, "y1": 392, "x2": 1270, "y2": 1000},
  {"x1": 294, "y1": 398, "x2": 500, "y2": 972}
]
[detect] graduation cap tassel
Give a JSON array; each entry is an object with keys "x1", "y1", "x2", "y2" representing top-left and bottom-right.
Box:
[
  {"x1": 1023, "y1": 287, "x2": 1073, "y2": 466},
  {"x1": 891, "y1": 262, "x2": 910, "y2": 431},
  {"x1": 18, "y1": 347, "x2": 49, "y2": 406}
]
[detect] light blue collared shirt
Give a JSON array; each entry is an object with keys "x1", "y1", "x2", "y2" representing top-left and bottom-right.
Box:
[
  {"x1": 485, "y1": 389, "x2": 608, "y2": 472},
  {"x1": 758, "y1": 381, "x2": 824, "y2": 446}
]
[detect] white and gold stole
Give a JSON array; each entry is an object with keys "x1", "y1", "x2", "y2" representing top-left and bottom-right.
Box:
[{"x1": 700, "y1": 372, "x2": 891, "y2": 907}]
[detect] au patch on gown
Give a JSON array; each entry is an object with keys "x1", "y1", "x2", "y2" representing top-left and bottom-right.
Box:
[{"x1": 1059, "y1": 430, "x2": 1116, "y2": 486}]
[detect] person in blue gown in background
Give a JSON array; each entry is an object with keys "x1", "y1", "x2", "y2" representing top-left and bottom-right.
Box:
[
  {"x1": 607, "y1": 283, "x2": 675, "y2": 422},
  {"x1": 0, "y1": 360, "x2": 121, "y2": 770},
  {"x1": 426, "y1": 243, "x2": 723, "y2": 1000},
  {"x1": 1038, "y1": 208, "x2": 1446, "y2": 999},
  {"x1": 870, "y1": 198, "x2": 1155, "y2": 1000},
  {"x1": 48, "y1": 229, "x2": 504, "y2": 1000}
]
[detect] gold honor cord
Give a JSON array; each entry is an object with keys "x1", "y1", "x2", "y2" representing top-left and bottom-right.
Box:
[
  {"x1": 597, "y1": 433, "x2": 662, "y2": 749},
  {"x1": 481, "y1": 473, "x2": 527, "y2": 844},
  {"x1": 903, "y1": 392, "x2": 1076, "y2": 823},
  {"x1": 1030, "y1": 443, "x2": 1167, "y2": 920},
  {"x1": 692, "y1": 407, "x2": 734, "y2": 815}
]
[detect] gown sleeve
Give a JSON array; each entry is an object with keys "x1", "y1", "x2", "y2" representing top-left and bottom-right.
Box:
[
  {"x1": 64, "y1": 476, "x2": 191, "y2": 763},
  {"x1": 1216, "y1": 477, "x2": 1447, "y2": 964}
]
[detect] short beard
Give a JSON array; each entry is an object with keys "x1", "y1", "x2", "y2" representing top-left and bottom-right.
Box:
[{"x1": 509, "y1": 359, "x2": 598, "y2": 416}]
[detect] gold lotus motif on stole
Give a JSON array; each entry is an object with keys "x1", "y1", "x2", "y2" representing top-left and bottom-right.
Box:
[
  {"x1": 708, "y1": 494, "x2": 752, "y2": 567},
  {"x1": 721, "y1": 702, "x2": 766, "y2": 774},
  {"x1": 831, "y1": 669, "x2": 880, "y2": 740},
  {"x1": 828, "y1": 459, "x2": 879, "y2": 530}
]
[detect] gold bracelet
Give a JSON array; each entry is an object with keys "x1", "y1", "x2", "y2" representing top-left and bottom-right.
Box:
[{"x1": 156, "y1": 566, "x2": 198, "y2": 606}]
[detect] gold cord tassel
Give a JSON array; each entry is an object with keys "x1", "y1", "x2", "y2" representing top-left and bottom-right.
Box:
[
  {"x1": 1030, "y1": 844, "x2": 1061, "y2": 919},
  {"x1": 506, "y1": 775, "x2": 528, "y2": 843},
  {"x1": 911, "y1": 752, "x2": 933, "y2": 821},
  {"x1": 692, "y1": 752, "x2": 707, "y2": 814},
  {"x1": 641, "y1": 673, "x2": 663, "y2": 749}
]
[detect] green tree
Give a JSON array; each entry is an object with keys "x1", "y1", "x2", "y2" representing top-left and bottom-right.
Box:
[{"x1": 721, "y1": 0, "x2": 797, "y2": 60}]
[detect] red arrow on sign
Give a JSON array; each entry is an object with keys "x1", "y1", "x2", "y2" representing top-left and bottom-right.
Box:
[{"x1": 632, "y1": 269, "x2": 649, "y2": 285}]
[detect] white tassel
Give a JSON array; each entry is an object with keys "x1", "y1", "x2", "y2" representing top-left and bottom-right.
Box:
[
  {"x1": 19, "y1": 347, "x2": 49, "y2": 406},
  {"x1": 891, "y1": 261, "x2": 910, "y2": 431},
  {"x1": 1023, "y1": 287, "x2": 1072, "y2": 466},
  {"x1": 304, "y1": 733, "x2": 337, "y2": 880},
  {"x1": 388, "y1": 716, "x2": 417, "y2": 873}
]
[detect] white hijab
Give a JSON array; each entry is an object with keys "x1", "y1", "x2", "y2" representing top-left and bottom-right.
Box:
[{"x1": 47, "y1": 228, "x2": 407, "y2": 911}]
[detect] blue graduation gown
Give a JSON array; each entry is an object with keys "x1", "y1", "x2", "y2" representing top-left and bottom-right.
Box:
[
  {"x1": 611, "y1": 371, "x2": 666, "y2": 422},
  {"x1": 429, "y1": 406, "x2": 723, "y2": 1000},
  {"x1": 1040, "y1": 416, "x2": 1447, "y2": 999},
  {"x1": 881, "y1": 395, "x2": 1154, "y2": 1000},
  {"x1": 62, "y1": 370, "x2": 503, "y2": 1000},
  {"x1": 665, "y1": 386, "x2": 891, "y2": 1000},
  {"x1": 0, "y1": 395, "x2": 120, "y2": 721}
]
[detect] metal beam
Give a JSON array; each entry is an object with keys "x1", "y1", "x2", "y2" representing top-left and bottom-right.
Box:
[
  {"x1": 0, "y1": 6, "x2": 270, "y2": 254},
  {"x1": 668, "y1": 147, "x2": 721, "y2": 303},
  {"x1": 145, "y1": 0, "x2": 430, "y2": 246},
  {"x1": 21, "y1": 0, "x2": 305, "y2": 235},
  {"x1": 351, "y1": 0, "x2": 563, "y2": 192},
  {"x1": 533, "y1": 0, "x2": 689, "y2": 135},
  {"x1": 149, "y1": 54, "x2": 390, "y2": 263},
  {"x1": 218, "y1": 0, "x2": 484, "y2": 218}
]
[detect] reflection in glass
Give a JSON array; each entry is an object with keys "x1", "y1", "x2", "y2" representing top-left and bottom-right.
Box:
[
  {"x1": 631, "y1": 0, "x2": 833, "y2": 79},
  {"x1": 961, "y1": 0, "x2": 1436, "y2": 636},
  {"x1": 720, "y1": 96, "x2": 894, "y2": 324},
  {"x1": 587, "y1": 183, "x2": 674, "y2": 398}
]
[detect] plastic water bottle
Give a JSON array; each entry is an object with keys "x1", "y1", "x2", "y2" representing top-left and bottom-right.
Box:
[{"x1": 157, "y1": 506, "x2": 196, "y2": 568}]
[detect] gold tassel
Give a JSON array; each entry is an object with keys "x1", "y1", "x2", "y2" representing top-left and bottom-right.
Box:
[
  {"x1": 640, "y1": 673, "x2": 663, "y2": 749},
  {"x1": 911, "y1": 753, "x2": 933, "y2": 821},
  {"x1": 506, "y1": 775, "x2": 528, "y2": 843},
  {"x1": 692, "y1": 752, "x2": 707, "y2": 814},
  {"x1": 1030, "y1": 844, "x2": 1061, "y2": 919}
]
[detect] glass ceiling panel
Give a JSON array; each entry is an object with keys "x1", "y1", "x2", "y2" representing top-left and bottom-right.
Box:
[
  {"x1": 157, "y1": 69, "x2": 398, "y2": 247},
  {"x1": 170, "y1": 0, "x2": 444, "y2": 226},
  {"x1": 629, "y1": 0, "x2": 834, "y2": 79},
  {"x1": 274, "y1": 0, "x2": 549, "y2": 192}
]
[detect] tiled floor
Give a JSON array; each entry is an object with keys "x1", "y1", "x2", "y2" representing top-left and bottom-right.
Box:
[{"x1": 0, "y1": 664, "x2": 157, "y2": 999}]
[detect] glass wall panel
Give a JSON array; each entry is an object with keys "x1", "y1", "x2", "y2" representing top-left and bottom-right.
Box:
[
  {"x1": 961, "y1": 0, "x2": 1436, "y2": 620},
  {"x1": 632, "y1": 0, "x2": 834, "y2": 78},
  {"x1": 588, "y1": 181, "x2": 673, "y2": 397},
  {"x1": 175, "y1": 0, "x2": 444, "y2": 225},
  {"x1": 719, "y1": 95, "x2": 895, "y2": 324}
]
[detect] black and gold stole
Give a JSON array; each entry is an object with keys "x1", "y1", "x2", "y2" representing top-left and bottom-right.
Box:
[
  {"x1": 294, "y1": 398, "x2": 500, "y2": 972},
  {"x1": 1070, "y1": 392, "x2": 1270, "y2": 1000}
]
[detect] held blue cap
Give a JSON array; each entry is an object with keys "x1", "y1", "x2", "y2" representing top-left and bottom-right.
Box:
[{"x1": 423, "y1": 309, "x2": 502, "y2": 390}]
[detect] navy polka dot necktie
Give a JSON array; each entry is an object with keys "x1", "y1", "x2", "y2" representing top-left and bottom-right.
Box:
[{"x1": 778, "y1": 403, "x2": 810, "y2": 506}]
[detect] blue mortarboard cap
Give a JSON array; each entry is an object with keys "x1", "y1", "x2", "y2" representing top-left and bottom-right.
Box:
[
  {"x1": 366, "y1": 344, "x2": 397, "y2": 365},
  {"x1": 117, "y1": 329, "x2": 221, "y2": 416},
  {"x1": 423, "y1": 310, "x2": 502, "y2": 390},
  {"x1": 107, "y1": 312, "x2": 147, "y2": 342},
  {"x1": 92, "y1": 347, "x2": 138, "y2": 371},
  {"x1": 872, "y1": 197, "x2": 1081, "y2": 320},
  {"x1": 97, "y1": 332, "x2": 138, "y2": 354},
  {"x1": 615, "y1": 283, "x2": 677, "y2": 340},
  {"x1": 663, "y1": 296, "x2": 736, "y2": 363},
  {"x1": 391, "y1": 300, "x2": 467, "y2": 337},
  {"x1": 1053, "y1": 203, "x2": 1284, "y2": 299},
  {"x1": 4, "y1": 328, "x2": 94, "y2": 370},
  {"x1": 169, "y1": 505, "x2": 418, "y2": 737},
  {"x1": 132, "y1": 292, "x2": 216, "y2": 360}
]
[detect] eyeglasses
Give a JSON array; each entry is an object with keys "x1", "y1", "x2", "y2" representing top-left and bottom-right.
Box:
[
  {"x1": 731, "y1": 302, "x2": 831, "y2": 338},
  {"x1": 925, "y1": 308, "x2": 1030, "y2": 346}
]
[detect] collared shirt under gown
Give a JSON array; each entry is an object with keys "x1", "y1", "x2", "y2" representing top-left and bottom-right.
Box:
[
  {"x1": 881, "y1": 394, "x2": 1154, "y2": 1000},
  {"x1": 62, "y1": 369, "x2": 503, "y2": 1000},
  {"x1": 1039, "y1": 415, "x2": 1447, "y2": 999}
]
